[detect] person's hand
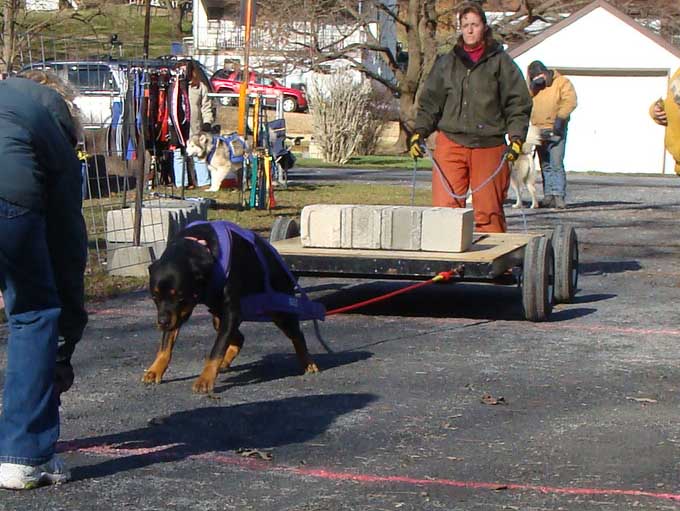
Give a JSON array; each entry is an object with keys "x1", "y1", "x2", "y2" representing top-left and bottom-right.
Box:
[
  {"x1": 201, "y1": 122, "x2": 213, "y2": 133},
  {"x1": 506, "y1": 138, "x2": 523, "y2": 161},
  {"x1": 409, "y1": 133, "x2": 425, "y2": 159},
  {"x1": 54, "y1": 359, "x2": 74, "y2": 396},
  {"x1": 553, "y1": 117, "x2": 566, "y2": 137},
  {"x1": 653, "y1": 101, "x2": 668, "y2": 126}
]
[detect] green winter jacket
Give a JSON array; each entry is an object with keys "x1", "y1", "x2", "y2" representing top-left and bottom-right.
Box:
[{"x1": 414, "y1": 40, "x2": 532, "y2": 148}]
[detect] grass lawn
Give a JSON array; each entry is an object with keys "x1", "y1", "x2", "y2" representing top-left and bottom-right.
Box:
[
  {"x1": 295, "y1": 155, "x2": 432, "y2": 170},
  {"x1": 84, "y1": 181, "x2": 431, "y2": 301}
]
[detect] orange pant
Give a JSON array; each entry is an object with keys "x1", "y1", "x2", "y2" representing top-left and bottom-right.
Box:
[{"x1": 431, "y1": 132, "x2": 510, "y2": 233}]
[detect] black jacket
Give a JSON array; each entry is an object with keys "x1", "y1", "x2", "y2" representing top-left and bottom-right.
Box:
[
  {"x1": 414, "y1": 40, "x2": 532, "y2": 148},
  {"x1": 0, "y1": 77, "x2": 88, "y2": 342}
]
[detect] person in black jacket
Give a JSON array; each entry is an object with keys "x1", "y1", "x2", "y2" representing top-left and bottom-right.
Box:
[
  {"x1": 0, "y1": 70, "x2": 87, "y2": 490},
  {"x1": 410, "y1": 2, "x2": 532, "y2": 233}
]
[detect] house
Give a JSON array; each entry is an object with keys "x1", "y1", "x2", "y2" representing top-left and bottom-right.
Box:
[
  {"x1": 187, "y1": 0, "x2": 397, "y2": 87},
  {"x1": 509, "y1": 0, "x2": 680, "y2": 174}
]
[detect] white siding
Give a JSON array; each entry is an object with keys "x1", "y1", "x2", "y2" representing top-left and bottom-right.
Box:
[{"x1": 512, "y1": 5, "x2": 680, "y2": 174}]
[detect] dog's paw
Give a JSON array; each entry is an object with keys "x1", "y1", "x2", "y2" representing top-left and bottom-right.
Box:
[
  {"x1": 207, "y1": 186, "x2": 220, "y2": 192},
  {"x1": 304, "y1": 362, "x2": 320, "y2": 374},
  {"x1": 530, "y1": 203, "x2": 539, "y2": 209},
  {"x1": 511, "y1": 203, "x2": 521, "y2": 209},
  {"x1": 192, "y1": 376, "x2": 215, "y2": 394},
  {"x1": 142, "y1": 369, "x2": 162, "y2": 384}
]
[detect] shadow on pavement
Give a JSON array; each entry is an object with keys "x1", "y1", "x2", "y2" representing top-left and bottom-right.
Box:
[
  {"x1": 568, "y1": 293, "x2": 617, "y2": 304},
  {"x1": 580, "y1": 260, "x2": 641, "y2": 275},
  {"x1": 59, "y1": 393, "x2": 376, "y2": 481},
  {"x1": 317, "y1": 282, "x2": 596, "y2": 322}
]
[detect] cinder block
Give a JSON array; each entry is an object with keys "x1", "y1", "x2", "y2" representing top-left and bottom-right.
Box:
[
  {"x1": 421, "y1": 208, "x2": 474, "y2": 252},
  {"x1": 341, "y1": 206, "x2": 384, "y2": 249},
  {"x1": 108, "y1": 245, "x2": 156, "y2": 277},
  {"x1": 381, "y1": 207, "x2": 422, "y2": 250},
  {"x1": 105, "y1": 198, "x2": 208, "y2": 244},
  {"x1": 301, "y1": 204, "x2": 344, "y2": 248}
]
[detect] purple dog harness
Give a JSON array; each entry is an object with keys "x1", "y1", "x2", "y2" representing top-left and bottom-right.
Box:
[{"x1": 186, "y1": 220, "x2": 325, "y2": 322}]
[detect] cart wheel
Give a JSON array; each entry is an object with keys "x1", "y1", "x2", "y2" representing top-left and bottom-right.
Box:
[
  {"x1": 552, "y1": 225, "x2": 578, "y2": 303},
  {"x1": 521, "y1": 236, "x2": 555, "y2": 322},
  {"x1": 270, "y1": 216, "x2": 299, "y2": 242}
]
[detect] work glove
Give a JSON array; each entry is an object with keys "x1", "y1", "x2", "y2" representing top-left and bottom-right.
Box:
[
  {"x1": 505, "y1": 138, "x2": 523, "y2": 162},
  {"x1": 201, "y1": 122, "x2": 213, "y2": 133},
  {"x1": 54, "y1": 338, "x2": 77, "y2": 398},
  {"x1": 409, "y1": 133, "x2": 425, "y2": 159},
  {"x1": 553, "y1": 117, "x2": 567, "y2": 138}
]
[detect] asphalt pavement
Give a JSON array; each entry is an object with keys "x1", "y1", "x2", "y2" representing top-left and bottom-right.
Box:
[{"x1": 2, "y1": 172, "x2": 680, "y2": 510}]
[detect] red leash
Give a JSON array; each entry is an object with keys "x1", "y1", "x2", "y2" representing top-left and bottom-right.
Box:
[{"x1": 325, "y1": 268, "x2": 462, "y2": 316}]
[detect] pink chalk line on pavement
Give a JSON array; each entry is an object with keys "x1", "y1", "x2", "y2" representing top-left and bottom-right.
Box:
[{"x1": 58, "y1": 441, "x2": 680, "y2": 503}]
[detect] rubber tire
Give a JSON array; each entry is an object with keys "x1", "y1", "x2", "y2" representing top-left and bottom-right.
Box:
[
  {"x1": 521, "y1": 236, "x2": 555, "y2": 322},
  {"x1": 552, "y1": 224, "x2": 578, "y2": 303},
  {"x1": 282, "y1": 96, "x2": 298, "y2": 113},
  {"x1": 269, "y1": 217, "x2": 299, "y2": 243}
]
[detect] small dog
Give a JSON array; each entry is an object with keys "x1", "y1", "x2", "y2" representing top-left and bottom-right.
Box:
[
  {"x1": 144, "y1": 221, "x2": 320, "y2": 394},
  {"x1": 509, "y1": 125, "x2": 542, "y2": 209},
  {"x1": 186, "y1": 131, "x2": 248, "y2": 192}
]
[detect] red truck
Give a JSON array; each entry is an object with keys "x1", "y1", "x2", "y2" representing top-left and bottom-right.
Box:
[{"x1": 210, "y1": 70, "x2": 308, "y2": 113}]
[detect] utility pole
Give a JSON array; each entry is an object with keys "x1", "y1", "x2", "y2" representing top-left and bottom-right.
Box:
[
  {"x1": 237, "y1": 0, "x2": 253, "y2": 137},
  {"x1": 142, "y1": 0, "x2": 152, "y2": 59}
]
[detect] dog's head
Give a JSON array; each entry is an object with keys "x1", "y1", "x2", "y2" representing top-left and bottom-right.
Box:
[
  {"x1": 186, "y1": 133, "x2": 214, "y2": 161},
  {"x1": 148, "y1": 241, "x2": 211, "y2": 331}
]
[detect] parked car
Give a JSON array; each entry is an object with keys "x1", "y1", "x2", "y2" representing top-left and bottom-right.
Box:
[
  {"x1": 210, "y1": 70, "x2": 308, "y2": 113},
  {"x1": 20, "y1": 58, "x2": 212, "y2": 129}
]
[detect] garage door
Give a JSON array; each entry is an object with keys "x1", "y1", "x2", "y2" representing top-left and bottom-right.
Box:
[{"x1": 564, "y1": 74, "x2": 668, "y2": 173}]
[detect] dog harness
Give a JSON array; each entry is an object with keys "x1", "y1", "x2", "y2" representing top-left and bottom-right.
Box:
[
  {"x1": 206, "y1": 133, "x2": 246, "y2": 165},
  {"x1": 186, "y1": 221, "x2": 325, "y2": 322}
]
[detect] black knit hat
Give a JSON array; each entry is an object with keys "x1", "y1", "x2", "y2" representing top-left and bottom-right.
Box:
[{"x1": 528, "y1": 60, "x2": 549, "y2": 80}]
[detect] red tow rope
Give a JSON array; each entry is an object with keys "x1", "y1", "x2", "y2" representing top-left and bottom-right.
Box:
[{"x1": 325, "y1": 267, "x2": 462, "y2": 316}]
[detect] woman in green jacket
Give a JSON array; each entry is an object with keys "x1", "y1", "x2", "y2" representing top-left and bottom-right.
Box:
[{"x1": 410, "y1": 2, "x2": 532, "y2": 233}]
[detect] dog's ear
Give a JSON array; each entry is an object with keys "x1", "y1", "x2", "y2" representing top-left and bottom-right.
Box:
[{"x1": 199, "y1": 133, "x2": 211, "y2": 145}]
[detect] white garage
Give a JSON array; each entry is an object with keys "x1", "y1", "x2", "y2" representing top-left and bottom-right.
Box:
[{"x1": 509, "y1": 0, "x2": 680, "y2": 174}]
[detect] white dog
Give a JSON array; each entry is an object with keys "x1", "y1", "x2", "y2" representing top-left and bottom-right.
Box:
[
  {"x1": 185, "y1": 132, "x2": 248, "y2": 192},
  {"x1": 509, "y1": 125, "x2": 542, "y2": 209}
]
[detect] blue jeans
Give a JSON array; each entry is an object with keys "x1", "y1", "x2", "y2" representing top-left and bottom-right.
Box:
[
  {"x1": 0, "y1": 198, "x2": 61, "y2": 465},
  {"x1": 173, "y1": 149, "x2": 210, "y2": 187},
  {"x1": 537, "y1": 132, "x2": 568, "y2": 198}
]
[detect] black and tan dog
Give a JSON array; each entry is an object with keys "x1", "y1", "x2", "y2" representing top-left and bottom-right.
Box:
[{"x1": 144, "y1": 221, "x2": 320, "y2": 393}]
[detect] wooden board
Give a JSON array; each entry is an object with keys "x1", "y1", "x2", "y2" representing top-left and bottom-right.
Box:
[{"x1": 273, "y1": 232, "x2": 540, "y2": 263}]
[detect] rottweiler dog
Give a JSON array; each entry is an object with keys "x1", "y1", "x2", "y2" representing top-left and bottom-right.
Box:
[{"x1": 144, "y1": 221, "x2": 319, "y2": 393}]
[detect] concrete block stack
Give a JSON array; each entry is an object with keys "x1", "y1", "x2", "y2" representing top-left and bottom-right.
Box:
[{"x1": 301, "y1": 204, "x2": 473, "y2": 253}]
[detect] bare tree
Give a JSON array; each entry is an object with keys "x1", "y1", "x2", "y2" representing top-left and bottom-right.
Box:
[{"x1": 157, "y1": 0, "x2": 191, "y2": 39}]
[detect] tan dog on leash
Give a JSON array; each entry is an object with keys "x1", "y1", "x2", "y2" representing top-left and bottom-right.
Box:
[
  {"x1": 509, "y1": 125, "x2": 542, "y2": 209},
  {"x1": 186, "y1": 132, "x2": 248, "y2": 192}
]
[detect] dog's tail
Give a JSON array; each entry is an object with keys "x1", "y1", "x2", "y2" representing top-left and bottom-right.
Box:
[{"x1": 312, "y1": 319, "x2": 334, "y2": 353}]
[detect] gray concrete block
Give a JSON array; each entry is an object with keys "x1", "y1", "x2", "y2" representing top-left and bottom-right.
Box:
[
  {"x1": 341, "y1": 206, "x2": 383, "y2": 249},
  {"x1": 381, "y1": 207, "x2": 422, "y2": 250},
  {"x1": 301, "y1": 204, "x2": 344, "y2": 248},
  {"x1": 421, "y1": 208, "x2": 474, "y2": 252},
  {"x1": 108, "y1": 245, "x2": 156, "y2": 277},
  {"x1": 105, "y1": 198, "x2": 208, "y2": 244}
]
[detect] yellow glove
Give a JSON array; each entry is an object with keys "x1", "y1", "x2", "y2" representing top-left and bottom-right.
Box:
[
  {"x1": 505, "y1": 139, "x2": 522, "y2": 162},
  {"x1": 409, "y1": 133, "x2": 425, "y2": 159}
]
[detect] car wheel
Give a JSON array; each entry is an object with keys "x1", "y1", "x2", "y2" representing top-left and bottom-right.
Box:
[{"x1": 282, "y1": 96, "x2": 298, "y2": 112}]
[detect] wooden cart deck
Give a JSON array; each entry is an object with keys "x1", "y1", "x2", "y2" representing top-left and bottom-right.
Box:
[{"x1": 272, "y1": 232, "x2": 545, "y2": 281}]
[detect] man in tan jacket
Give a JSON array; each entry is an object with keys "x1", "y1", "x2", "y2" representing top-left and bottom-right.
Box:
[
  {"x1": 528, "y1": 60, "x2": 577, "y2": 209},
  {"x1": 649, "y1": 68, "x2": 680, "y2": 176}
]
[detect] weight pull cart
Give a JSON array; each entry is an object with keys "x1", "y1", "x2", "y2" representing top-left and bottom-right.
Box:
[{"x1": 269, "y1": 217, "x2": 579, "y2": 322}]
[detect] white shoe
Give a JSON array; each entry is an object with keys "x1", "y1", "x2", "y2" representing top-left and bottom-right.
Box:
[{"x1": 0, "y1": 456, "x2": 70, "y2": 490}]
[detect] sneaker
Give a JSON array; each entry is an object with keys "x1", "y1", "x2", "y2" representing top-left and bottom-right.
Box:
[
  {"x1": 540, "y1": 195, "x2": 555, "y2": 208},
  {"x1": 0, "y1": 456, "x2": 70, "y2": 490},
  {"x1": 553, "y1": 196, "x2": 567, "y2": 209}
]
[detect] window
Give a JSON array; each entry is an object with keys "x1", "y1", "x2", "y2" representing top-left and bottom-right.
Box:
[{"x1": 67, "y1": 64, "x2": 117, "y2": 92}]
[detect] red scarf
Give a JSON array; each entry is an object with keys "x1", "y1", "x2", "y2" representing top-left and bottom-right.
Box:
[{"x1": 463, "y1": 42, "x2": 485, "y2": 63}]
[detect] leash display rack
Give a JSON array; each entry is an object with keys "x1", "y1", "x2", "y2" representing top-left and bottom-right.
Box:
[{"x1": 269, "y1": 217, "x2": 579, "y2": 322}]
